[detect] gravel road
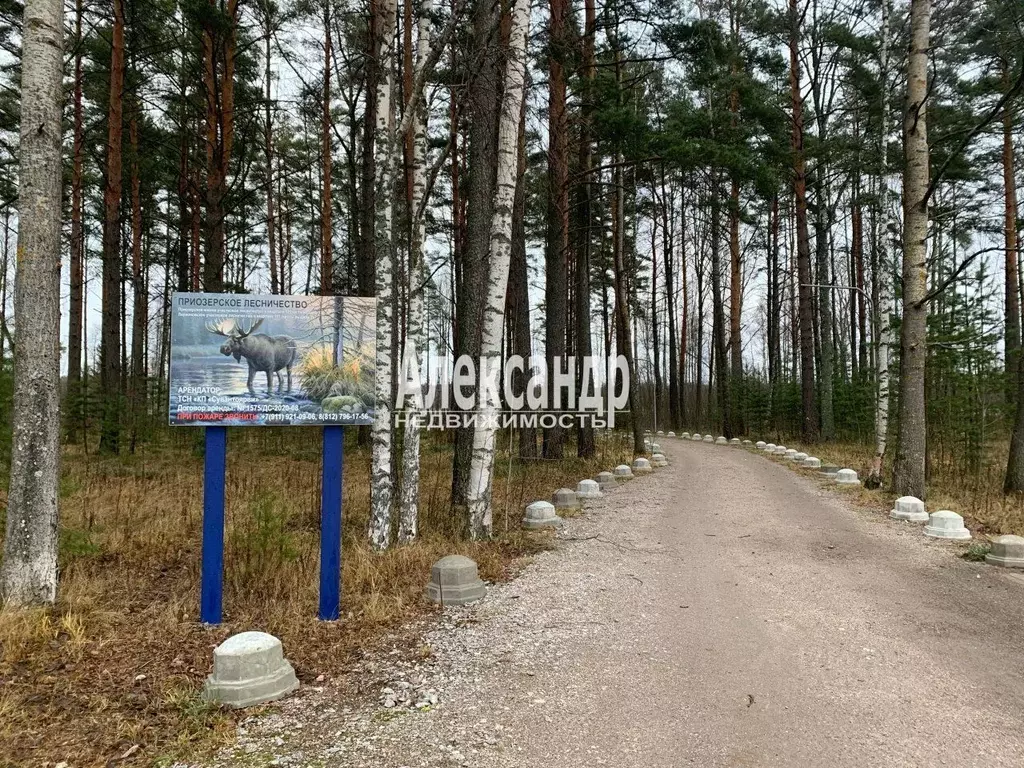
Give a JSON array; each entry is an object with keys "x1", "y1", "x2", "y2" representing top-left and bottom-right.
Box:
[{"x1": 216, "y1": 439, "x2": 1024, "y2": 768}]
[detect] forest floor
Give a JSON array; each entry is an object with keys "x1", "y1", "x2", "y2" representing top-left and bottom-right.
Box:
[
  {"x1": 194, "y1": 436, "x2": 1024, "y2": 768},
  {"x1": 0, "y1": 429, "x2": 633, "y2": 767},
  {"x1": 751, "y1": 433, "x2": 1024, "y2": 538}
]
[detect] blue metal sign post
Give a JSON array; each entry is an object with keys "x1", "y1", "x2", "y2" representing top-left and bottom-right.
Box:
[
  {"x1": 200, "y1": 426, "x2": 228, "y2": 624},
  {"x1": 318, "y1": 425, "x2": 344, "y2": 620}
]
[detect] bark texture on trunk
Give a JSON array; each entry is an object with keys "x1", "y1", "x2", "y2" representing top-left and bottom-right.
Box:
[
  {"x1": 321, "y1": 1, "x2": 333, "y2": 294},
  {"x1": 100, "y1": 0, "x2": 126, "y2": 454},
  {"x1": 509, "y1": 75, "x2": 537, "y2": 458},
  {"x1": 451, "y1": 0, "x2": 501, "y2": 509},
  {"x1": 1003, "y1": 60, "x2": 1020, "y2": 402},
  {"x1": 201, "y1": 0, "x2": 239, "y2": 292},
  {"x1": 892, "y1": 0, "x2": 931, "y2": 499},
  {"x1": 399, "y1": 0, "x2": 434, "y2": 544},
  {"x1": 789, "y1": 0, "x2": 818, "y2": 441},
  {"x1": 868, "y1": 0, "x2": 894, "y2": 488},
  {"x1": 543, "y1": 0, "x2": 569, "y2": 458},
  {"x1": 466, "y1": 0, "x2": 530, "y2": 539},
  {"x1": 574, "y1": 0, "x2": 596, "y2": 457},
  {"x1": 67, "y1": 0, "x2": 84, "y2": 395},
  {"x1": 1, "y1": 0, "x2": 64, "y2": 605},
  {"x1": 367, "y1": 0, "x2": 398, "y2": 550}
]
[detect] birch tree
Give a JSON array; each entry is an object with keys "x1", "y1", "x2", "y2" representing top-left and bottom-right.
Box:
[
  {"x1": 0, "y1": 0, "x2": 64, "y2": 605},
  {"x1": 892, "y1": 0, "x2": 931, "y2": 499},
  {"x1": 367, "y1": 0, "x2": 398, "y2": 550},
  {"x1": 868, "y1": 0, "x2": 894, "y2": 488},
  {"x1": 398, "y1": 0, "x2": 434, "y2": 544},
  {"x1": 465, "y1": 0, "x2": 531, "y2": 539}
]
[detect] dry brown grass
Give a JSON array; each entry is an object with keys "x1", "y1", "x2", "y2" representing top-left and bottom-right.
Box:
[
  {"x1": 758, "y1": 433, "x2": 1024, "y2": 538},
  {"x1": 0, "y1": 428, "x2": 633, "y2": 767}
]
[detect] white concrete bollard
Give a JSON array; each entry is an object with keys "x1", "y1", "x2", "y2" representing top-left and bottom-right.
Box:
[
  {"x1": 681, "y1": 432, "x2": 691, "y2": 439},
  {"x1": 523, "y1": 501, "x2": 564, "y2": 530},
  {"x1": 793, "y1": 452, "x2": 808, "y2": 462},
  {"x1": 742, "y1": 440, "x2": 752, "y2": 446},
  {"x1": 756, "y1": 441, "x2": 767, "y2": 450},
  {"x1": 632, "y1": 457, "x2": 653, "y2": 475},
  {"x1": 613, "y1": 464, "x2": 634, "y2": 480},
  {"x1": 651, "y1": 453, "x2": 667, "y2": 467},
  {"x1": 784, "y1": 449, "x2": 798, "y2": 461},
  {"x1": 923, "y1": 510, "x2": 971, "y2": 541},
  {"x1": 763, "y1": 443, "x2": 776, "y2": 452},
  {"x1": 690, "y1": 433, "x2": 702, "y2": 441},
  {"x1": 204, "y1": 632, "x2": 299, "y2": 709},
  {"x1": 595, "y1": 471, "x2": 617, "y2": 491},
  {"x1": 802, "y1": 456, "x2": 821, "y2": 469},
  {"x1": 985, "y1": 535, "x2": 1024, "y2": 568},
  {"x1": 730, "y1": 438, "x2": 742, "y2": 446},
  {"x1": 703, "y1": 435, "x2": 714, "y2": 443},
  {"x1": 835, "y1": 468, "x2": 860, "y2": 486},
  {"x1": 576, "y1": 479, "x2": 603, "y2": 500},
  {"x1": 552, "y1": 487, "x2": 581, "y2": 512},
  {"x1": 667, "y1": 431, "x2": 676, "y2": 437},
  {"x1": 890, "y1": 496, "x2": 928, "y2": 522},
  {"x1": 425, "y1": 555, "x2": 488, "y2": 606},
  {"x1": 773, "y1": 445, "x2": 788, "y2": 456},
  {"x1": 651, "y1": 442, "x2": 662, "y2": 452}
]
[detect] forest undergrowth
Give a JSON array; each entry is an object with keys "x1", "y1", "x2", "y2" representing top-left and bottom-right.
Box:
[{"x1": 0, "y1": 428, "x2": 633, "y2": 767}]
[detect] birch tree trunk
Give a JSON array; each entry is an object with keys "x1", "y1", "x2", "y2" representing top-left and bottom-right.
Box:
[
  {"x1": 465, "y1": 0, "x2": 530, "y2": 540},
  {"x1": 399, "y1": 0, "x2": 433, "y2": 544},
  {"x1": 320, "y1": 0, "x2": 333, "y2": 294},
  {"x1": 892, "y1": 0, "x2": 931, "y2": 499},
  {"x1": 368, "y1": 0, "x2": 398, "y2": 550},
  {"x1": 0, "y1": 0, "x2": 64, "y2": 605},
  {"x1": 868, "y1": 0, "x2": 894, "y2": 488}
]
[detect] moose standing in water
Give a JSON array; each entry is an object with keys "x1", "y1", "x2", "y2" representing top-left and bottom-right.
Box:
[{"x1": 206, "y1": 318, "x2": 299, "y2": 395}]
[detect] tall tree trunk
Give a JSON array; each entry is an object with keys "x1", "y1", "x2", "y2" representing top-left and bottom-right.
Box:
[
  {"x1": 710, "y1": 171, "x2": 730, "y2": 436},
  {"x1": 399, "y1": 0, "x2": 433, "y2": 544},
  {"x1": 202, "y1": 0, "x2": 239, "y2": 292},
  {"x1": 1003, "y1": 58, "x2": 1020, "y2": 402},
  {"x1": 854, "y1": 193, "x2": 867, "y2": 375},
  {"x1": 651, "y1": 212, "x2": 661, "y2": 426},
  {"x1": 662, "y1": 169, "x2": 679, "y2": 431},
  {"x1": 1, "y1": 0, "x2": 64, "y2": 605},
  {"x1": 728, "y1": 177, "x2": 742, "y2": 435},
  {"x1": 678, "y1": 182, "x2": 689, "y2": 427},
  {"x1": 129, "y1": 105, "x2": 147, "y2": 448},
  {"x1": 574, "y1": 0, "x2": 596, "y2": 457},
  {"x1": 321, "y1": 0, "x2": 333, "y2": 294},
  {"x1": 789, "y1": 0, "x2": 818, "y2": 441},
  {"x1": 509, "y1": 75, "x2": 537, "y2": 458},
  {"x1": 868, "y1": 0, "x2": 895, "y2": 487},
  {"x1": 368, "y1": 0, "x2": 398, "y2": 549},
  {"x1": 814, "y1": 184, "x2": 835, "y2": 438},
  {"x1": 613, "y1": 155, "x2": 643, "y2": 453},
  {"x1": 768, "y1": 194, "x2": 781, "y2": 422},
  {"x1": 466, "y1": 0, "x2": 530, "y2": 539},
  {"x1": 67, "y1": 0, "x2": 84, "y2": 411},
  {"x1": 263, "y1": 8, "x2": 278, "y2": 294},
  {"x1": 544, "y1": 0, "x2": 569, "y2": 458},
  {"x1": 892, "y1": 0, "x2": 931, "y2": 499},
  {"x1": 451, "y1": 0, "x2": 502, "y2": 508},
  {"x1": 100, "y1": 0, "x2": 126, "y2": 454}
]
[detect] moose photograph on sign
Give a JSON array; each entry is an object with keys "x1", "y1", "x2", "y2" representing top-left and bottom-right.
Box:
[{"x1": 168, "y1": 293, "x2": 376, "y2": 426}]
